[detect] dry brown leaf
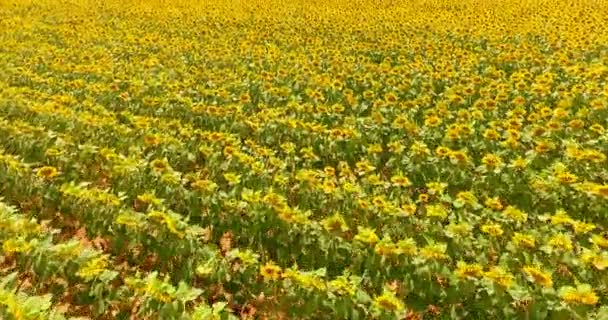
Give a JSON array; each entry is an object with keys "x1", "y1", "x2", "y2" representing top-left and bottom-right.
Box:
[{"x1": 219, "y1": 231, "x2": 233, "y2": 255}]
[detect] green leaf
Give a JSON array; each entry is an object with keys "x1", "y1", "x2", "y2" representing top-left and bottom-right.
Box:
[
  {"x1": 0, "y1": 273, "x2": 18, "y2": 289},
  {"x1": 175, "y1": 282, "x2": 203, "y2": 302},
  {"x1": 355, "y1": 289, "x2": 371, "y2": 304},
  {"x1": 23, "y1": 293, "x2": 53, "y2": 313},
  {"x1": 212, "y1": 301, "x2": 228, "y2": 312},
  {"x1": 595, "y1": 306, "x2": 608, "y2": 320},
  {"x1": 100, "y1": 270, "x2": 119, "y2": 283}
]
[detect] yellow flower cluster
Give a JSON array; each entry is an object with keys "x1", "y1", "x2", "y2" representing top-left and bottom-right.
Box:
[{"x1": 1, "y1": 0, "x2": 608, "y2": 318}]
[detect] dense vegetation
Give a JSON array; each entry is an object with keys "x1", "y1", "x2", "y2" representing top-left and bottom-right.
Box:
[{"x1": 1, "y1": 0, "x2": 608, "y2": 318}]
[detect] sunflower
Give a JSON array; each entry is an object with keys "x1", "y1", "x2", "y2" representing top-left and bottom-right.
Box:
[
  {"x1": 511, "y1": 232, "x2": 536, "y2": 249},
  {"x1": 223, "y1": 172, "x2": 241, "y2": 185},
  {"x1": 484, "y1": 197, "x2": 503, "y2": 211},
  {"x1": 426, "y1": 204, "x2": 447, "y2": 220},
  {"x1": 419, "y1": 243, "x2": 450, "y2": 260},
  {"x1": 259, "y1": 262, "x2": 282, "y2": 281},
  {"x1": 592, "y1": 184, "x2": 608, "y2": 197},
  {"x1": 321, "y1": 213, "x2": 349, "y2": 233},
  {"x1": 390, "y1": 174, "x2": 411, "y2": 187},
  {"x1": 455, "y1": 261, "x2": 484, "y2": 279},
  {"x1": 36, "y1": 166, "x2": 59, "y2": 179},
  {"x1": 483, "y1": 129, "x2": 500, "y2": 140},
  {"x1": 481, "y1": 153, "x2": 502, "y2": 169},
  {"x1": 239, "y1": 92, "x2": 251, "y2": 103},
  {"x1": 375, "y1": 237, "x2": 399, "y2": 256},
  {"x1": 480, "y1": 223, "x2": 503, "y2": 237},
  {"x1": 522, "y1": 266, "x2": 553, "y2": 288},
  {"x1": 558, "y1": 284, "x2": 599, "y2": 305},
  {"x1": 143, "y1": 134, "x2": 161, "y2": 146},
  {"x1": 373, "y1": 290, "x2": 405, "y2": 312},
  {"x1": 509, "y1": 156, "x2": 529, "y2": 171},
  {"x1": 555, "y1": 171, "x2": 578, "y2": 184},
  {"x1": 589, "y1": 124, "x2": 604, "y2": 135},
  {"x1": 354, "y1": 227, "x2": 379, "y2": 245},
  {"x1": 77, "y1": 255, "x2": 110, "y2": 281},
  {"x1": 45, "y1": 148, "x2": 63, "y2": 157},
  {"x1": 435, "y1": 146, "x2": 451, "y2": 158},
  {"x1": 484, "y1": 266, "x2": 514, "y2": 288},
  {"x1": 590, "y1": 234, "x2": 608, "y2": 249},
  {"x1": 424, "y1": 114, "x2": 442, "y2": 127},
  {"x1": 449, "y1": 150, "x2": 469, "y2": 165},
  {"x1": 384, "y1": 92, "x2": 398, "y2": 104},
  {"x1": 548, "y1": 233, "x2": 573, "y2": 252},
  {"x1": 502, "y1": 206, "x2": 527, "y2": 222},
  {"x1": 150, "y1": 159, "x2": 169, "y2": 173}
]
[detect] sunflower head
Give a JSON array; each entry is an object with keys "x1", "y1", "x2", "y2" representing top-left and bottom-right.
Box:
[
  {"x1": 259, "y1": 262, "x2": 282, "y2": 281},
  {"x1": 36, "y1": 166, "x2": 59, "y2": 179}
]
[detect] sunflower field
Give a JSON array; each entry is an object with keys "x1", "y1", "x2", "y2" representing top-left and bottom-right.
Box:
[{"x1": 1, "y1": 0, "x2": 608, "y2": 319}]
